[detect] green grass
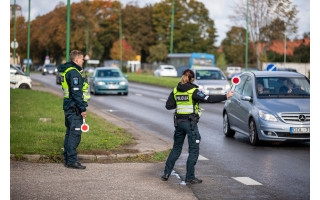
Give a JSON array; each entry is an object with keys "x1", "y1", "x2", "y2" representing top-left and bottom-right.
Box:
[
  {"x1": 118, "y1": 149, "x2": 171, "y2": 163},
  {"x1": 125, "y1": 72, "x2": 181, "y2": 88},
  {"x1": 10, "y1": 89, "x2": 134, "y2": 157}
]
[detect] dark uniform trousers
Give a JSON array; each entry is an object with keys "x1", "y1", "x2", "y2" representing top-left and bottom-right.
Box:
[
  {"x1": 64, "y1": 108, "x2": 83, "y2": 165},
  {"x1": 164, "y1": 120, "x2": 201, "y2": 180}
]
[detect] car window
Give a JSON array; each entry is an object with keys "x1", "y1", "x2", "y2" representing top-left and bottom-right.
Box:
[
  {"x1": 242, "y1": 76, "x2": 253, "y2": 97},
  {"x1": 195, "y1": 70, "x2": 226, "y2": 80},
  {"x1": 235, "y1": 75, "x2": 248, "y2": 94},
  {"x1": 96, "y1": 69, "x2": 122, "y2": 78},
  {"x1": 256, "y1": 77, "x2": 310, "y2": 98}
]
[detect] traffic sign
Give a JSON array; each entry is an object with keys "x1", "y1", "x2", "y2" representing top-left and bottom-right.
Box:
[
  {"x1": 81, "y1": 119, "x2": 89, "y2": 132},
  {"x1": 266, "y1": 64, "x2": 277, "y2": 71},
  {"x1": 23, "y1": 59, "x2": 32, "y2": 64},
  {"x1": 11, "y1": 40, "x2": 19, "y2": 49}
]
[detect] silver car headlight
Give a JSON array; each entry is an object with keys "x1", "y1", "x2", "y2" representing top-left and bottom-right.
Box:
[
  {"x1": 119, "y1": 81, "x2": 127, "y2": 85},
  {"x1": 225, "y1": 84, "x2": 230, "y2": 90},
  {"x1": 97, "y1": 82, "x2": 105, "y2": 85},
  {"x1": 259, "y1": 110, "x2": 278, "y2": 122},
  {"x1": 43, "y1": 68, "x2": 47, "y2": 72}
]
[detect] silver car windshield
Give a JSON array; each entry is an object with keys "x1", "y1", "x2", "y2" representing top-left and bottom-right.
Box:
[
  {"x1": 195, "y1": 70, "x2": 226, "y2": 80},
  {"x1": 256, "y1": 77, "x2": 310, "y2": 98},
  {"x1": 96, "y1": 69, "x2": 121, "y2": 78}
]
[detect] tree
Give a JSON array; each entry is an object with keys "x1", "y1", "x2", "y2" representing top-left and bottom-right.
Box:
[
  {"x1": 222, "y1": 26, "x2": 256, "y2": 65},
  {"x1": 147, "y1": 43, "x2": 168, "y2": 63},
  {"x1": 122, "y1": 4, "x2": 157, "y2": 62},
  {"x1": 230, "y1": 0, "x2": 298, "y2": 69},
  {"x1": 110, "y1": 39, "x2": 137, "y2": 61},
  {"x1": 152, "y1": 0, "x2": 217, "y2": 54}
]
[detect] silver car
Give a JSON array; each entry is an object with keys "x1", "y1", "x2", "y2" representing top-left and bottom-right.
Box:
[
  {"x1": 223, "y1": 71, "x2": 310, "y2": 145},
  {"x1": 192, "y1": 67, "x2": 230, "y2": 95}
]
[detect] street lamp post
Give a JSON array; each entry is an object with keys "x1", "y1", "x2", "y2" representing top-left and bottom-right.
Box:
[
  {"x1": 13, "y1": 0, "x2": 17, "y2": 64},
  {"x1": 66, "y1": 0, "x2": 71, "y2": 61},
  {"x1": 113, "y1": 9, "x2": 122, "y2": 69},
  {"x1": 245, "y1": 0, "x2": 249, "y2": 70},
  {"x1": 26, "y1": 0, "x2": 31, "y2": 76},
  {"x1": 170, "y1": 0, "x2": 174, "y2": 54},
  {"x1": 284, "y1": 32, "x2": 286, "y2": 67}
]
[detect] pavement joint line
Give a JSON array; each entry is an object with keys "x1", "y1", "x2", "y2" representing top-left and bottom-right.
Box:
[
  {"x1": 135, "y1": 93, "x2": 143, "y2": 96},
  {"x1": 159, "y1": 99, "x2": 167, "y2": 102},
  {"x1": 198, "y1": 155, "x2": 209, "y2": 160},
  {"x1": 232, "y1": 177, "x2": 263, "y2": 185}
]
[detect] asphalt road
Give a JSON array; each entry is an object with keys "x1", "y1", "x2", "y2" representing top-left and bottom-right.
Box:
[{"x1": 31, "y1": 73, "x2": 310, "y2": 200}]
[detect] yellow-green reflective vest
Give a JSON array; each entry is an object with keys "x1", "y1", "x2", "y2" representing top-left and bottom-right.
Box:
[
  {"x1": 173, "y1": 87, "x2": 202, "y2": 117},
  {"x1": 61, "y1": 67, "x2": 91, "y2": 102}
]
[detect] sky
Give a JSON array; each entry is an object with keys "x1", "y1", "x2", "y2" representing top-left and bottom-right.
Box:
[{"x1": 10, "y1": 0, "x2": 310, "y2": 46}]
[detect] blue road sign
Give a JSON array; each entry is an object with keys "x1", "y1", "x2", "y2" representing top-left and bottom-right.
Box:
[
  {"x1": 266, "y1": 64, "x2": 277, "y2": 71},
  {"x1": 23, "y1": 59, "x2": 32, "y2": 64}
]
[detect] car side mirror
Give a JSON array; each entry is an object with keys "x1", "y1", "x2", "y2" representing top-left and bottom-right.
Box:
[{"x1": 241, "y1": 96, "x2": 252, "y2": 102}]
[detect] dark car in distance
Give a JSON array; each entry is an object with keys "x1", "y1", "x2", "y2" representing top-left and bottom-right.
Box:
[{"x1": 42, "y1": 64, "x2": 57, "y2": 75}]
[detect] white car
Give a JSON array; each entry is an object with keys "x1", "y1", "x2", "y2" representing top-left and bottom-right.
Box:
[
  {"x1": 10, "y1": 65, "x2": 32, "y2": 89},
  {"x1": 154, "y1": 65, "x2": 177, "y2": 77}
]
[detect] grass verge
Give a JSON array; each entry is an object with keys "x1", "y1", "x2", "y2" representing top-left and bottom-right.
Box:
[
  {"x1": 125, "y1": 72, "x2": 180, "y2": 88},
  {"x1": 10, "y1": 89, "x2": 135, "y2": 159}
]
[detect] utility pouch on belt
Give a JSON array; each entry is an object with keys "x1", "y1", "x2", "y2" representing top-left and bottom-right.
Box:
[
  {"x1": 73, "y1": 104, "x2": 80, "y2": 116},
  {"x1": 189, "y1": 114, "x2": 199, "y2": 131},
  {"x1": 174, "y1": 111, "x2": 178, "y2": 127}
]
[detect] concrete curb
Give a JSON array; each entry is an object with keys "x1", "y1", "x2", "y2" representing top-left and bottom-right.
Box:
[{"x1": 15, "y1": 78, "x2": 173, "y2": 163}]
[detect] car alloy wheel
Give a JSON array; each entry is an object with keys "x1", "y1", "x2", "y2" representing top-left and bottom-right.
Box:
[
  {"x1": 249, "y1": 119, "x2": 259, "y2": 145},
  {"x1": 223, "y1": 112, "x2": 235, "y2": 137}
]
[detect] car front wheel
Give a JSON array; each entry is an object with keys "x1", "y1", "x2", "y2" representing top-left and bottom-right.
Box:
[
  {"x1": 223, "y1": 112, "x2": 235, "y2": 137},
  {"x1": 249, "y1": 119, "x2": 259, "y2": 146}
]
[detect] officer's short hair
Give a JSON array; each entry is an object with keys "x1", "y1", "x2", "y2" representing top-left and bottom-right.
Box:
[{"x1": 70, "y1": 50, "x2": 84, "y2": 61}]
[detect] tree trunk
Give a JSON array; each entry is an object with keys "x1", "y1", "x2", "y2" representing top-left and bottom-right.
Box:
[{"x1": 255, "y1": 42, "x2": 262, "y2": 70}]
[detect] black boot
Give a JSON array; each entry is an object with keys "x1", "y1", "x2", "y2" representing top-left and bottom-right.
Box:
[
  {"x1": 185, "y1": 177, "x2": 202, "y2": 184},
  {"x1": 67, "y1": 162, "x2": 86, "y2": 169},
  {"x1": 161, "y1": 174, "x2": 170, "y2": 181}
]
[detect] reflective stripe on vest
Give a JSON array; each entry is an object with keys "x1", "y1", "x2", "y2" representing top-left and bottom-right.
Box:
[
  {"x1": 173, "y1": 87, "x2": 202, "y2": 116},
  {"x1": 61, "y1": 67, "x2": 91, "y2": 102}
]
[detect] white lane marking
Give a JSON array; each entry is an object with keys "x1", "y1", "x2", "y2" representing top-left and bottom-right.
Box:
[
  {"x1": 160, "y1": 99, "x2": 167, "y2": 102},
  {"x1": 171, "y1": 170, "x2": 186, "y2": 185},
  {"x1": 198, "y1": 155, "x2": 209, "y2": 160},
  {"x1": 232, "y1": 177, "x2": 263, "y2": 185},
  {"x1": 135, "y1": 93, "x2": 142, "y2": 96}
]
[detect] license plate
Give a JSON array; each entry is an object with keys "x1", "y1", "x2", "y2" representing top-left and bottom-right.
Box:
[
  {"x1": 290, "y1": 127, "x2": 310, "y2": 134},
  {"x1": 108, "y1": 84, "x2": 118, "y2": 89}
]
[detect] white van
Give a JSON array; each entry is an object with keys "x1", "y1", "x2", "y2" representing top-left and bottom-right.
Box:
[
  {"x1": 226, "y1": 66, "x2": 242, "y2": 80},
  {"x1": 10, "y1": 65, "x2": 32, "y2": 89}
]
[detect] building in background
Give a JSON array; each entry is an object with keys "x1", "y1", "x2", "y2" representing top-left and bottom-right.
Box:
[{"x1": 10, "y1": 4, "x2": 22, "y2": 19}]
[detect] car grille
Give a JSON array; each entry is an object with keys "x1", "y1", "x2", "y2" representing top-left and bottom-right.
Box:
[
  {"x1": 276, "y1": 132, "x2": 310, "y2": 138},
  {"x1": 279, "y1": 113, "x2": 310, "y2": 124}
]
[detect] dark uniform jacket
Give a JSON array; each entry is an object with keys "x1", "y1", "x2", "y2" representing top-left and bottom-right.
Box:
[
  {"x1": 57, "y1": 61, "x2": 87, "y2": 113},
  {"x1": 166, "y1": 82, "x2": 227, "y2": 116}
]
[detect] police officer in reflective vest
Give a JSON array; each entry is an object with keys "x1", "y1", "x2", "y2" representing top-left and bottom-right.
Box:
[
  {"x1": 57, "y1": 50, "x2": 91, "y2": 169},
  {"x1": 161, "y1": 69, "x2": 233, "y2": 184}
]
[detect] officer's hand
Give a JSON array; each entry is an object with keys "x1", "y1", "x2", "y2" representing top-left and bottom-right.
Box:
[
  {"x1": 81, "y1": 112, "x2": 87, "y2": 118},
  {"x1": 226, "y1": 90, "x2": 234, "y2": 99}
]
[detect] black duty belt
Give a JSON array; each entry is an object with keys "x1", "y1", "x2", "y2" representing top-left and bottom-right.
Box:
[{"x1": 176, "y1": 114, "x2": 191, "y2": 119}]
